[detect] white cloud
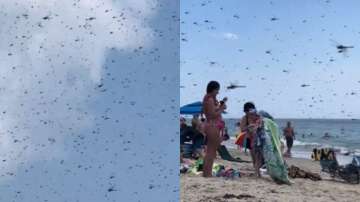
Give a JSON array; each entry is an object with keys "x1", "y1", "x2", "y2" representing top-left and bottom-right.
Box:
[{"x1": 223, "y1": 32, "x2": 239, "y2": 40}]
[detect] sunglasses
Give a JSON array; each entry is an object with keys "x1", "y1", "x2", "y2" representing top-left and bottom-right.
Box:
[{"x1": 245, "y1": 108, "x2": 257, "y2": 114}]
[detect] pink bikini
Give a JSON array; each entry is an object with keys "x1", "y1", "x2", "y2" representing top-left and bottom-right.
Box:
[{"x1": 203, "y1": 94, "x2": 225, "y2": 131}]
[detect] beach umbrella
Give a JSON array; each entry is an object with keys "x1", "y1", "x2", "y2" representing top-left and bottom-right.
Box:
[
  {"x1": 180, "y1": 101, "x2": 202, "y2": 115},
  {"x1": 180, "y1": 101, "x2": 228, "y2": 115}
]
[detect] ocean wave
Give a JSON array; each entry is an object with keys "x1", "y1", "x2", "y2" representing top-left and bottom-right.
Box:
[
  {"x1": 230, "y1": 136, "x2": 360, "y2": 156},
  {"x1": 354, "y1": 149, "x2": 360, "y2": 156},
  {"x1": 294, "y1": 141, "x2": 359, "y2": 156},
  {"x1": 291, "y1": 140, "x2": 349, "y2": 153},
  {"x1": 292, "y1": 139, "x2": 322, "y2": 146}
]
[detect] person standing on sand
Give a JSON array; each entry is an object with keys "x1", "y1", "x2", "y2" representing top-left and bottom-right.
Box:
[
  {"x1": 283, "y1": 121, "x2": 295, "y2": 156},
  {"x1": 202, "y1": 81, "x2": 227, "y2": 177},
  {"x1": 239, "y1": 102, "x2": 263, "y2": 177}
]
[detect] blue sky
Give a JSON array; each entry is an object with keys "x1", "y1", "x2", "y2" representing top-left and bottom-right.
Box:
[
  {"x1": 0, "y1": 0, "x2": 178, "y2": 201},
  {"x1": 180, "y1": 0, "x2": 360, "y2": 118}
]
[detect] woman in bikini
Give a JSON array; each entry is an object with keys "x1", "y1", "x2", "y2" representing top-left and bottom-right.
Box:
[
  {"x1": 240, "y1": 102, "x2": 263, "y2": 177},
  {"x1": 202, "y1": 81, "x2": 227, "y2": 177}
]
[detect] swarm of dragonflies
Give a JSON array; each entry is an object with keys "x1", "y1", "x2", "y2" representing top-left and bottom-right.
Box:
[{"x1": 330, "y1": 39, "x2": 354, "y2": 56}]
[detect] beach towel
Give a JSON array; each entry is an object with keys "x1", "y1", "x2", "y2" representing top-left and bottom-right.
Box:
[
  {"x1": 235, "y1": 132, "x2": 252, "y2": 149},
  {"x1": 235, "y1": 132, "x2": 246, "y2": 146},
  {"x1": 186, "y1": 159, "x2": 241, "y2": 178},
  {"x1": 217, "y1": 145, "x2": 250, "y2": 163},
  {"x1": 262, "y1": 118, "x2": 291, "y2": 184},
  {"x1": 188, "y1": 159, "x2": 204, "y2": 175},
  {"x1": 188, "y1": 159, "x2": 221, "y2": 175}
]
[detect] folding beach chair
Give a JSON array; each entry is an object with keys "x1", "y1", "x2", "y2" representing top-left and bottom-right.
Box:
[{"x1": 318, "y1": 148, "x2": 360, "y2": 184}]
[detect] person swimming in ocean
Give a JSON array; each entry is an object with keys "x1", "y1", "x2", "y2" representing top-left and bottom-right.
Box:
[{"x1": 323, "y1": 132, "x2": 331, "y2": 139}]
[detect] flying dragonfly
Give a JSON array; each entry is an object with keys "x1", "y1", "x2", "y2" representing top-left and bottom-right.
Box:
[
  {"x1": 226, "y1": 82, "x2": 246, "y2": 90},
  {"x1": 300, "y1": 84, "x2": 311, "y2": 87},
  {"x1": 209, "y1": 61, "x2": 217, "y2": 66},
  {"x1": 330, "y1": 39, "x2": 354, "y2": 56}
]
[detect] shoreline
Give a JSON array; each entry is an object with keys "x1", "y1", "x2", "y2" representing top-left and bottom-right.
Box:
[
  {"x1": 224, "y1": 136, "x2": 359, "y2": 164},
  {"x1": 181, "y1": 149, "x2": 360, "y2": 202},
  {"x1": 183, "y1": 118, "x2": 360, "y2": 155}
]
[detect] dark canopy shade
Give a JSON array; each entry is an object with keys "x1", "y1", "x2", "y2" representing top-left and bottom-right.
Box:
[
  {"x1": 180, "y1": 101, "x2": 227, "y2": 115},
  {"x1": 180, "y1": 101, "x2": 202, "y2": 115}
]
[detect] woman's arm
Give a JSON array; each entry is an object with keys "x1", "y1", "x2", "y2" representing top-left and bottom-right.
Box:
[
  {"x1": 239, "y1": 116, "x2": 247, "y2": 132},
  {"x1": 203, "y1": 97, "x2": 224, "y2": 118}
]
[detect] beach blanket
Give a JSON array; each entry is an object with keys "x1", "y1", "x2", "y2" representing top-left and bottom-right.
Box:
[
  {"x1": 187, "y1": 159, "x2": 241, "y2": 178},
  {"x1": 188, "y1": 159, "x2": 204, "y2": 175},
  {"x1": 262, "y1": 118, "x2": 291, "y2": 184}
]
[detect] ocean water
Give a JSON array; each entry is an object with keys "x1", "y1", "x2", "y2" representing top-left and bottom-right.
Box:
[{"x1": 223, "y1": 118, "x2": 360, "y2": 161}]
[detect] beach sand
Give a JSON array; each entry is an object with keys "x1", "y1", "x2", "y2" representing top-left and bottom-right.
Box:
[{"x1": 181, "y1": 149, "x2": 360, "y2": 202}]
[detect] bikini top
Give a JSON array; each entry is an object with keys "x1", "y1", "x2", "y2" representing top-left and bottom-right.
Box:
[{"x1": 202, "y1": 94, "x2": 221, "y2": 121}]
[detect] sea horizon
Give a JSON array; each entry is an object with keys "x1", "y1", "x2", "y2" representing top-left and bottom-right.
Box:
[{"x1": 222, "y1": 117, "x2": 360, "y2": 120}]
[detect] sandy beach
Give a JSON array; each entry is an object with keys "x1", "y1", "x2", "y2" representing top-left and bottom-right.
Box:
[{"x1": 181, "y1": 149, "x2": 360, "y2": 202}]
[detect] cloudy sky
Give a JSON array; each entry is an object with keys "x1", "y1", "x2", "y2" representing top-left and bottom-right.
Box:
[{"x1": 180, "y1": 0, "x2": 360, "y2": 119}]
